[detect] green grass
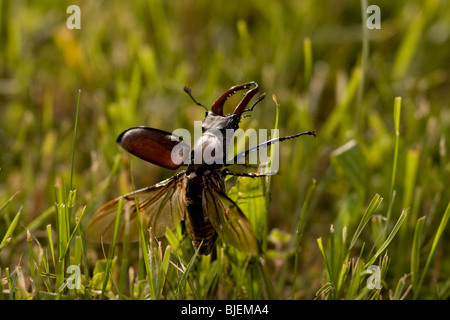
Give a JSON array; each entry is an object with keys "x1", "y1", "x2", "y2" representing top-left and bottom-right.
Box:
[{"x1": 1, "y1": 1, "x2": 450, "y2": 300}]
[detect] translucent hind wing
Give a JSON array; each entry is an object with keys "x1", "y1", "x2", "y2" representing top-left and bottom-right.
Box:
[
  {"x1": 85, "y1": 172, "x2": 187, "y2": 244},
  {"x1": 202, "y1": 185, "x2": 258, "y2": 255}
]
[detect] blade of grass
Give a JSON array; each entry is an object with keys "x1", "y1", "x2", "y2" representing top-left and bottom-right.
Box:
[
  {"x1": 61, "y1": 206, "x2": 86, "y2": 258},
  {"x1": 315, "y1": 282, "x2": 333, "y2": 300},
  {"x1": 330, "y1": 140, "x2": 367, "y2": 198},
  {"x1": 365, "y1": 210, "x2": 407, "y2": 268},
  {"x1": 237, "y1": 19, "x2": 251, "y2": 61},
  {"x1": 177, "y1": 244, "x2": 202, "y2": 299},
  {"x1": 321, "y1": 66, "x2": 361, "y2": 139},
  {"x1": 328, "y1": 224, "x2": 336, "y2": 294},
  {"x1": 335, "y1": 260, "x2": 350, "y2": 298},
  {"x1": 402, "y1": 149, "x2": 419, "y2": 210},
  {"x1": 46, "y1": 224, "x2": 56, "y2": 268},
  {"x1": 414, "y1": 200, "x2": 450, "y2": 298},
  {"x1": 165, "y1": 227, "x2": 181, "y2": 255},
  {"x1": 72, "y1": 236, "x2": 83, "y2": 298},
  {"x1": 0, "y1": 206, "x2": 22, "y2": 254},
  {"x1": 157, "y1": 245, "x2": 171, "y2": 299},
  {"x1": 0, "y1": 267, "x2": 3, "y2": 300},
  {"x1": 411, "y1": 216, "x2": 426, "y2": 292},
  {"x1": 33, "y1": 244, "x2": 44, "y2": 299},
  {"x1": 303, "y1": 37, "x2": 313, "y2": 90},
  {"x1": 128, "y1": 166, "x2": 153, "y2": 297},
  {"x1": 16, "y1": 266, "x2": 31, "y2": 299},
  {"x1": 391, "y1": 274, "x2": 411, "y2": 300},
  {"x1": 291, "y1": 179, "x2": 316, "y2": 299},
  {"x1": 391, "y1": 96, "x2": 401, "y2": 194},
  {"x1": 118, "y1": 204, "x2": 131, "y2": 299},
  {"x1": 15, "y1": 206, "x2": 55, "y2": 243},
  {"x1": 26, "y1": 230, "x2": 36, "y2": 294},
  {"x1": 73, "y1": 236, "x2": 82, "y2": 267},
  {"x1": 317, "y1": 237, "x2": 332, "y2": 287},
  {"x1": 345, "y1": 244, "x2": 366, "y2": 299},
  {"x1": 55, "y1": 203, "x2": 68, "y2": 294},
  {"x1": 136, "y1": 206, "x2": 153, "y2": 299},
  {"x1": 148, "y1": 235, "x2": 159, "y2": 299},
  {"x1": 39, "y1": 249, "x2": 52, "y2": 294},
  {"x1": 70, "y1": 89, "x2": 81, "y2": 192},
  {"x1": 260, "y1": 94, "x2": 280, "y2": 253},
  {"x1": 101, "y1": 198, "x2": 123, "y2": 299},
  {"x1": 392, "y1": 1, "x2": 439, "y2": 80},
  {"x1": 0, "y1": 191, "x2": 20, "y2": 221},
  {"x1": 356, "y1": 0, "x2": 369, "y2": 134},
  {"x1": 7, "y1": 268, "x2": 17, "y2": 300},
  {"x1": 257, "y1": 257, "x2": 275, "y2": 299},
  {"x1": 348, "y1": 194, "x2": 383, "y2": 252},
  {"x1": 385, "y1": 97, "x2": 401, "y2": 237}
]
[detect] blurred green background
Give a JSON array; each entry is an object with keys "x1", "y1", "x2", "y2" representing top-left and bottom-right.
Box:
[{"x1": 0, "y1": 0, "x2": 449, "y2": 299}]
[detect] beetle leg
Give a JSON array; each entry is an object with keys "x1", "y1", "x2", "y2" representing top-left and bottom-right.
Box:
[{"x1": 222, "y1": 168, "x2": 277, "y2": 178}]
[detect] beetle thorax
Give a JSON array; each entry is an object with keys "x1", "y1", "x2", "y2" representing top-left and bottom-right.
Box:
[{"x1": 202, "y1": 111, "x2": 240, "y2": 131}]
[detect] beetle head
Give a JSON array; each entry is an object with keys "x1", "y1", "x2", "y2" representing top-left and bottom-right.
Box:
[{"x1": 203, "y1": 82, "x2": 265, "y2": 132}]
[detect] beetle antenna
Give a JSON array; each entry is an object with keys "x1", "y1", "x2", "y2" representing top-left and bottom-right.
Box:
[
  {"x1": 184, "y1": 86, "x2": 208, "y2": 111},
  {"x1": 242, "y1": 93, "x2": 266, "y2": 114}
]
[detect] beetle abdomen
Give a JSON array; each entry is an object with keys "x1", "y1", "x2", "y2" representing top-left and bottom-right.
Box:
[{"x1": 185, "y1": 171, "x2": 219, "y2": 255}]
